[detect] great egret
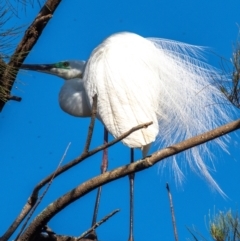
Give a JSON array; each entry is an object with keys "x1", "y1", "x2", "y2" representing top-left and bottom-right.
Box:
[
  {"x1": 84, "y1": 32, "x2": 232, "y2": 184},
  {"x1": 21, "y1": 32, "x2": 233, "y2": 241}
]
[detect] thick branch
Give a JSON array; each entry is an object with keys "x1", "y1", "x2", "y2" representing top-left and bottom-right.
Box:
[
  {"x1": 18, "y1": 119, "x2": 240, "y2": 241},
  {"x1": 0, "y1": 0, "x2": 62, "y2": 111}
]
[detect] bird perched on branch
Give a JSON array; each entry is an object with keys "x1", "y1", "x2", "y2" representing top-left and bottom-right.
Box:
[
  {"x1": 21, "y1": 31, "x2": 233, "y2": 240},
  {"x1": 84, "y1": 32, "x2": 232, "y2": 186},
  {"x1": 21, "y1": 31, "x2": 233, "y2": 190}
]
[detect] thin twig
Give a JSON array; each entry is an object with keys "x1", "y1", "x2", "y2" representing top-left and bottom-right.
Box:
[
  {"x1": 186, "y1": 226, "x2": 202, "y2": 241},
  {"x1": 0, "y1": 0, "x2": 62, "y2": 111},
  {"x1": 186, "y1": 226, "x2": 209, "y2": 241},
  {"x1": 17, "y1": 143, "x2": 71, "y2": 241},
  {"x1": 166, "y1": 183, "x2": 178, "y2": 241},
  {"x1": 31, "y1": 121, "x2": 153, "y2": 199},
  {"x1": 78, "y1": 209, "x2": 120, "y2": 240},
  {"x1": 16, "y1": 143, "x2": 71, "y2": 240},
  {"x1": 0, "y1": 142, "x2": 71, "y2": 241}
]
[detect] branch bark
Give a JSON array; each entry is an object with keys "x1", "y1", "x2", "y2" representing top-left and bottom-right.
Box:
[
  {"x1": 31, "y1": 122, "x2": 153, "y2": 199},
  {"x1": 166, "y1": 183, "x2": 178, "y2": 241},
  {"x1": 0, "y1": 0, "x2": 62, "y2": 111}
]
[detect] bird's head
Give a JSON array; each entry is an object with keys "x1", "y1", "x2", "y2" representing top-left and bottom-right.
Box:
[{"x1": 21, "y1": 60, "x2": 86, "y2": 80}]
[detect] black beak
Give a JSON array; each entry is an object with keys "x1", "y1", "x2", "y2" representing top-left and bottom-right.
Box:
[{"x1": 20, "y1": 63, "x2": 55, "y2": 71}]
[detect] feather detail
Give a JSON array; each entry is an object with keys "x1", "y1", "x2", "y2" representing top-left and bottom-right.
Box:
[{"x1": 83, "y1": 32, "x2": 234, "y2": 193}]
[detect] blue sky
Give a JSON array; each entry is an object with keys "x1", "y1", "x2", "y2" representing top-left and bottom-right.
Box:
[{"x1": 1, "y1": 1, "x2": 240, "y2": 240}]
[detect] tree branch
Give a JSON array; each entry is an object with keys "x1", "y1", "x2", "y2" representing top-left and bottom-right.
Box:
[
  {"x1": 1, "y1": 122, "x2": 152, "y2": 241},
  {"x1": 18, "y1": 119, "x2": 240, "y2": 241},
  {"x1": 15, "y1": 143, "x2": 72, "y2": 241},
  {"x1": 0, "y1": 142, "x2": 70, "y2": 241},
  {"x1": 31, "y1": 121, "x2": 152, "y2": 200},
  {"x1": 78, "y1": 209, "x2": 120, "y2": 240},
  {"x1": 166, "y1": 183, "x2": 178, "y2": 241},
  {"x1": 0, "y1": 0, "x2": 62, "y2": 111}
]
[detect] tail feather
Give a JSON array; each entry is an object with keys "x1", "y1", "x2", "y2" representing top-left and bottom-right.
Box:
[
  {"x1": 85, "y1": 32, "x2": 235, "y2": 194},
  {"x1": 148, "y1": 37, "x2": 234, "y2": 194}
]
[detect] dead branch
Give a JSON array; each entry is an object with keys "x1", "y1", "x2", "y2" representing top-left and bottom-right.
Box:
[
  {"x1": 78, "y1": 209, "x2": 120, "y2": 240},
  {"x1": 0, "y1": 0, "x2": 62, "y2": 111},
  {"x1": 17, "y1": 119, "x2": 240, "y2": 241},
  {"x1": 21, "y1": 228, "x2": 97, "y2": 241},
  {"x1": 166, "y1": 183, "x2": 178, "y2": 241},
  {"x1": 16, "y1": 143, "x2": 72, "y2": 241},
  {"x1": 31, "y1": 121, "x2": 152, "y2": 199},
  {"x1": 0, "y1": 142, "x2": 70, "y2": 241}
]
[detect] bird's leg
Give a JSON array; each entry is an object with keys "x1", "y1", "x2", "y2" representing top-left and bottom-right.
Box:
[
  {"x1": 128, "y1": 148, "x2": 135, "y2": 241},
  {"x1": 91, "y1": 127, "x2": 108, "y2": 226},
  {"x1": 101, "y1": 127, "x2": 109, "y2": 173}
]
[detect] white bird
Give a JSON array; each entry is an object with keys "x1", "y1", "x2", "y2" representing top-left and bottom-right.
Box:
[
  {"x1": 21, "y1": 32, "x2": 233, "y2": 240},
  {"x1": 84, "y1": 32, "x2": 232, "y2": 183}
]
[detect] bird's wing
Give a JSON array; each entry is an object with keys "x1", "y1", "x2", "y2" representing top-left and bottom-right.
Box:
[{"x1": 84, "y1": 32, "x2": 161, "y2": 149}]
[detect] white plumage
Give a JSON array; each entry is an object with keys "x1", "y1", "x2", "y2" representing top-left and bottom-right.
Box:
[
  {"x1": 83, "y1": 32, "x2": 232, "y2": 192},
  {"x1": 59, "y1": 78, "x2": 91, "y2": 117},
  {"x1": 21, "y1": 32, "x2": 233, "y2": 192},
  {"x1": 84, "y1": 33, "x2": 161, "y2": 156}
]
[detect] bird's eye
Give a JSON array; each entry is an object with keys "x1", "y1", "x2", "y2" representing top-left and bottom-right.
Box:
[{"x1": 62, "y1": 62, "x2": 69, "y2": 68}]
